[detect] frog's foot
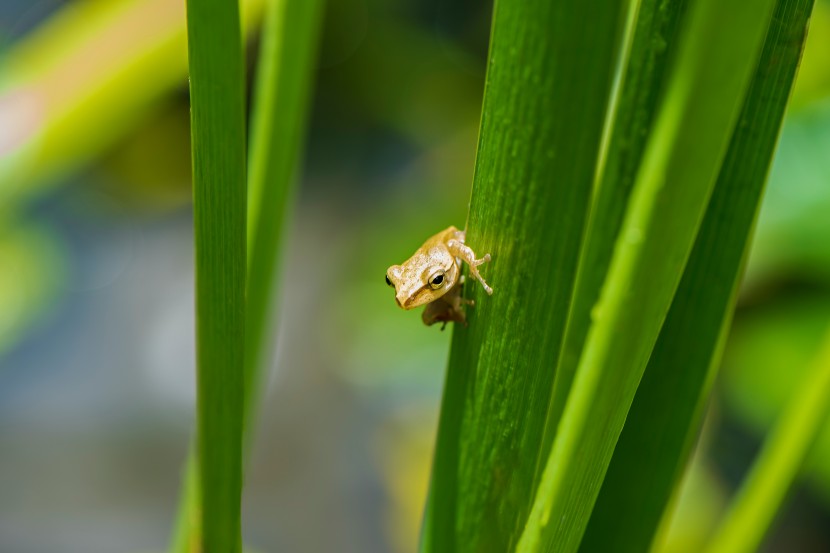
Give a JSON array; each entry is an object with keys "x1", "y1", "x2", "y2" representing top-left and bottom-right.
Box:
[
  {"x1": 422, "y1": 300, "x2": 467, "y2": 327},
  {"x1": 467, "y1": 256, "x2": 493, "y2": 295},
  {"x1": 447, "y1": 240, "x2": 494, "y2": 295}
]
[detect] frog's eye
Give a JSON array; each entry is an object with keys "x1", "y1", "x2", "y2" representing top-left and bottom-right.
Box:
[
  {"x1": 429, "y1": 271, "x2": 446, "y2": 290},
  {"x1": 385, "y1": 275, "x2": 394, "y2": 287}
]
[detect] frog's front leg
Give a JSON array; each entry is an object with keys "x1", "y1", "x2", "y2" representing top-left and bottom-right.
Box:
[{"x1": 447, "y1": 238, "x2": 494, "y2": 295}]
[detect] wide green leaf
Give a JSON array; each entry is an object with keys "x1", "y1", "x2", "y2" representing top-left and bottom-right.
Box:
[
  {"x1": 582, "y1": 2, "x2": 815, "y2": 551},
  {"x1": 518, "y1": 0, "x2": 776, "y2": 550},
  {"x1": 422, "y1": 0, "x2": 628, "y2": 551},
  {"x1": 185, "y1": 0, "x2": 247, "y2": 550}
]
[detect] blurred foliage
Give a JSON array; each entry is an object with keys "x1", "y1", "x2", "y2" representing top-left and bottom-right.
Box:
[
  {"x1": 708, "y1": 326, "x2": 830, "y2": 553},
  {"x1": 747, "y1": 102, "x2": 830, "y2": 286},
  {"x1": 656, "y1": 457, "x2": 728, "y2": 553},
  {"x1": 722, "y1": 294, "x2": 830, "y2": 498},
  {"x1": 788, "y1": 1, "x2": 830, "y2": 107},
  {"x1": 0, "y1": 222, "x2": 64, "y2": 356},
  {"x1": 374, "y1": 407, "x2": 436, "y2": 553},
  {"x1": 0, "y1": 0, "x2": 264, "y2": 208},
  {"x1": 98, "y1": 101, "x2": 193, "y2": 212}
]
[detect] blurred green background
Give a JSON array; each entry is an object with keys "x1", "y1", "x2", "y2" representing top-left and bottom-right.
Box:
[{"x1": 0, "y1": 0, "x2": 829, "y2": 552}]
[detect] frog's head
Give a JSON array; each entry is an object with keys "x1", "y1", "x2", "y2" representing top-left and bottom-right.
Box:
[{"x1": 386, "y1": 247, "x2": 459, "y2": 309}]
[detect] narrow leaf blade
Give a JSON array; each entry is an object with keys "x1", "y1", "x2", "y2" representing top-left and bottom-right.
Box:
[
  {"x1": 245, "y1": 0, "x2": 325, "y2": 425},
  {"x1": 186, "y1": 0, "x2": 247, "y2": 550}
]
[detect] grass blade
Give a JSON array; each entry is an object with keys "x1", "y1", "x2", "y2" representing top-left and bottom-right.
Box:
[
  {"x1": 245, "y1": 0, "x2": 325, "y2": 423},
  {"x1": 169, "y1": 452, "x2": 201, "y2": 553},
  {"x1": 422, "y1": 0, "x2": 628, "y2": 551},
  {"x1": 705, "y1": 328, "x2": 830, "y2": 553},
  {"x1": 186, "y1": 0, "x2": 247, "y2": 550},
  {"x1": 517, "y1": 0, "x2": 776, "y2": 551},
  {"x1": 581, "y1": 2, "x2": 815, "y2": 551}
]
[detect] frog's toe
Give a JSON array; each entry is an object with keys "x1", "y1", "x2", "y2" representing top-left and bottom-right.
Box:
[{"x1": 473, "y1": 253, "x2": 491, "y2": 266}]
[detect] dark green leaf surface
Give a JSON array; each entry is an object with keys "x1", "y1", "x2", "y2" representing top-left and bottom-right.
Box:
[
  {"x1": 518, "y1": 0, "x2": 776, "y2": 550},
  {"x1": 422, "y1": 1, "x2": 627, "y2": 551},
  {"x1": 186, "y1": 0, "x2": 247, "y2": 550},
  {"x1": 582, "y1": 2, "x2": 815, "y2": 551}
]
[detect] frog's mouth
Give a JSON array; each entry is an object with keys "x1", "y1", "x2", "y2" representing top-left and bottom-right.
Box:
[
  {"x1": 396, "y1": 292, "x2": 419, "y2": 309},
  {"x1": 398, "y1": 286, "x2": 446, "y2": 310}
]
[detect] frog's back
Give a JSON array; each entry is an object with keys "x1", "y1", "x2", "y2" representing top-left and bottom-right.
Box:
[{"x1": 424, "y1": 226, "x2": 461, "y2": 249}]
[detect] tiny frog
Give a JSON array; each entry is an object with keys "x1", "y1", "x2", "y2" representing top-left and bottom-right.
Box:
[{"x1": 386, "y1": 226, "x2": 493, "y2": 328}]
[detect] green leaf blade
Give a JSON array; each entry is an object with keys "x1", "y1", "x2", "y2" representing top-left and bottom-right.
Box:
[
  {"x1": 245, "y1": 0, "x2": 325, "y2": 426},
  {"x1": 186, "y1": 0, "x2": 247, "y2": 550},
  {"x1": 423, "y1": 0, "x2": 628, "y2": 551}
]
